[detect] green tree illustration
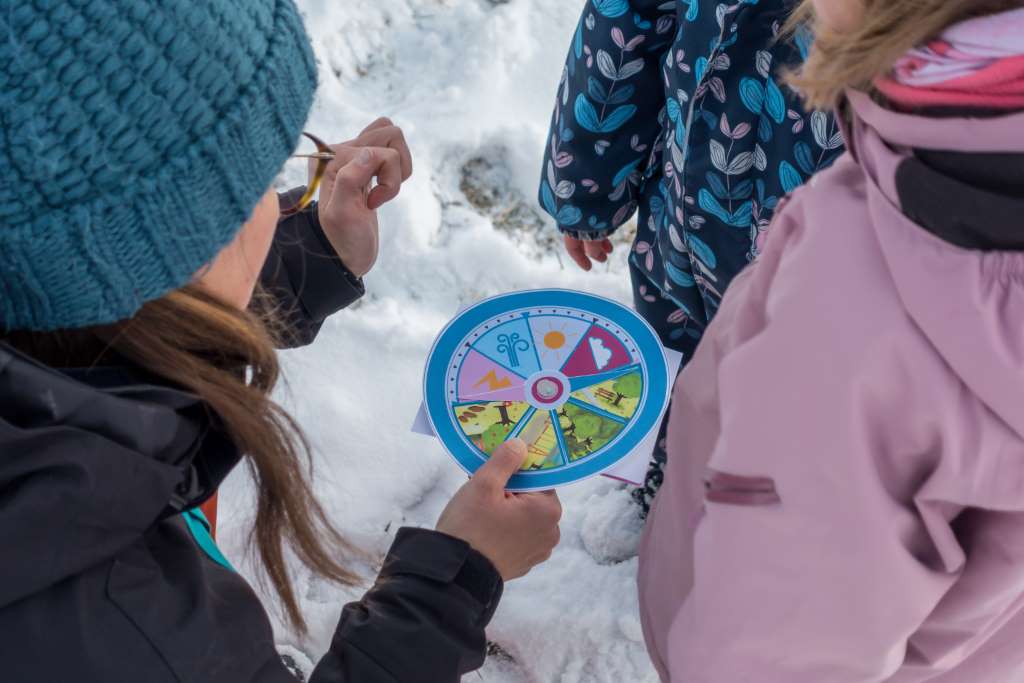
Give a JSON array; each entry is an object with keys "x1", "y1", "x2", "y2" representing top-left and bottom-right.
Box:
[{"x1": 612, "y1": 373, "x2": 642, "y2": 406}]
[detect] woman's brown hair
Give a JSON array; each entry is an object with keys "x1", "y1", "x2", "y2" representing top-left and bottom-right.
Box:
[
  {"x1": 788, "y1": 0, "x2": 1024, "y2": 108},
  {"x1": 3, "y1": 285, "x2": 358, "y2": 633}
]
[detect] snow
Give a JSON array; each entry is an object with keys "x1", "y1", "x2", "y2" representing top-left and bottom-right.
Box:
[{"x1": 217, "y1": 0, "x2": 659, "y2": 680}]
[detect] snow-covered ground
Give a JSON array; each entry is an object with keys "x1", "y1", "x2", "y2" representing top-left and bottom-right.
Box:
[{"x1": 218, "y1": 1, "x2": 659, "y2": 680}]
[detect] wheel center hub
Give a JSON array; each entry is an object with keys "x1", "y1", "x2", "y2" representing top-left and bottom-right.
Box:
[{"x1": 525, "y1": 371, "x2": 570, "y2": 410}]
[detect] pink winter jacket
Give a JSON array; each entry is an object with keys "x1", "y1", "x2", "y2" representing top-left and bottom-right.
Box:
[{"x1": 638, "y1": 90, "x2": 1024, "y2": 682}]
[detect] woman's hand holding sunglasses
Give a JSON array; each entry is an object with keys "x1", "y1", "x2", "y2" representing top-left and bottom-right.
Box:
[{"x1": 313, "y1": 118, "x2": 413, "y2": 279}]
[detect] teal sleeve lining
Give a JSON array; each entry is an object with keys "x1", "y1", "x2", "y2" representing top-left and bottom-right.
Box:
[{"x1": 182, "y1": 508, "x2": 236, "y2": 572}]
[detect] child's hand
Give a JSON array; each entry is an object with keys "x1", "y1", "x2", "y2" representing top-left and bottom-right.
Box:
[
  {"x1": 435, "y1": 439, "x2": 562, "y2": 580},
  {"x1": 313, "y1": 118, "x2": 413, "y2": 278},
  {"x1": 564, "y1": 235, "x2": 614, "y2": 272}
]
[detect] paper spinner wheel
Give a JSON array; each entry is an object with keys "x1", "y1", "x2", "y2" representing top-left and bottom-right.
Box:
[{"x1": 423, "y1": 290, "x2": 669, "y2": 491}]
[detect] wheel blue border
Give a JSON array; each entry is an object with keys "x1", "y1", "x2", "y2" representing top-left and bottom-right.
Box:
[{"x1": 423, "y1": 289, "x2": 669, "y2": 491}]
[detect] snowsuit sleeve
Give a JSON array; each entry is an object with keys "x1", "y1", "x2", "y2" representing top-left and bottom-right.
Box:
[
  {"x1": 660, "y1": 302, "x2": 960, "y2": 680},
  {"x1": 539, "y1": 0, "x2": 676, "y2": 240},
  {"x1": 309, "y1": 528, "x2": 503, "y2": 682},
  {"x1": 258, "y1": 188, "x2": 365, "y2": 349}
]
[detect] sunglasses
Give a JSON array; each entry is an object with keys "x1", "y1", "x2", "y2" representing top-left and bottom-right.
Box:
[{"x1": 280, "y1": 132, "x2": 335, "y2": 217}]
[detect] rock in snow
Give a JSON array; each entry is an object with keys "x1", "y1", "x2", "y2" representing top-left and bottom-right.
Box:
[{"x1": 217, "y1": 1, "x2": 659, "y2": 680}]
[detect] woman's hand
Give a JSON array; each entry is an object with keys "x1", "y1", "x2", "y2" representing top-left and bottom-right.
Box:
[
  {"x1": 314, "y1": 118, "x2": 413, "y2": 278},
  {"x1": 436, "y1": 440, "x2": 562, "y2": 581},
  {"x1": 564, "y1": 235, "x2": 613, "y2": 272}
]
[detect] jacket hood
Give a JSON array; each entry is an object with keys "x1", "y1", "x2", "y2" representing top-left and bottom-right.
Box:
[
  {"x1": 0, "y1": 343, "x2": 231, "y2": 607},
  {"x1": 845, "y1": 91, "x2": 1024, "y2": 440}
]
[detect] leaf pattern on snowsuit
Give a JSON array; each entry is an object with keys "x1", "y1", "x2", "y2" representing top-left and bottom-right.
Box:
[{"x1": 540, "y1": 0, "x2": 844, "y2": 362}]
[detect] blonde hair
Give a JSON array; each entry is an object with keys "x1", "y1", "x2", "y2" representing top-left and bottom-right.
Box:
[{"x1": 788, "y1": 0, "x2": 1024, "y2": 108}]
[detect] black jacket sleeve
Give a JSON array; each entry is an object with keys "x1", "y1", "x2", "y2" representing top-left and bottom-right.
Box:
[
  {"x1": 310, "y1": 528, "x2": 504, "y2": 683},
  {"x1": 259, "y1": 188, "x2": 365, "y2": 349}
]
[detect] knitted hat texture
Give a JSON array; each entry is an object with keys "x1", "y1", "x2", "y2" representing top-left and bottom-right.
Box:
[{"x1": 0, "y1": 0, "x2": 318, "y2": 330}]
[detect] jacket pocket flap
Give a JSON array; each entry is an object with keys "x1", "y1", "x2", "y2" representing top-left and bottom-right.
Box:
[{"x1": 704, "y1": 469, "x2": 781, "y2": 506}]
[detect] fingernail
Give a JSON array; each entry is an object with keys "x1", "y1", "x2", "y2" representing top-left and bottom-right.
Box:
[{"x1": 357, "y1": 149, "x2": 373, "y2": 166}]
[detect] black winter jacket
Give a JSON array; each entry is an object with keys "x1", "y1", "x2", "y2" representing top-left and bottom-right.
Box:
[{"x1": 0, "y1": 200, "x2": 503, "y2": 682}]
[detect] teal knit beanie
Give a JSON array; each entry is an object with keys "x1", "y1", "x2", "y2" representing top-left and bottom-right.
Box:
[{"x1": 0, "y1": 0, "x2": 318, "y2": 331}]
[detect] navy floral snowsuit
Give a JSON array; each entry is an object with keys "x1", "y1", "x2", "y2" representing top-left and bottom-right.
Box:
[{"x1": 540, "y1": 0, "x2": 845, "y2": 509}]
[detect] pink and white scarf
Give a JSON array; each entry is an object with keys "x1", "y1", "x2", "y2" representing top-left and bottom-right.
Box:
[{"x1": 875, "y1": 8, "x2": 1024, "y2": 110}]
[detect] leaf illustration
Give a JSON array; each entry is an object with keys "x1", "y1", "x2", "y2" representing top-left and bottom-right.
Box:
[
  {"x1": 554, "y1": 152, "x2": 575, "y2": 169},
  {"x1": 714, "y1": 2, "x2": 727, "y2": 29},
  {"x1": 599, "y1": 104, "x2": 638, "y2": 133},
  {"x1": 705, "y1": 171, "x2": 728, "y2": 200},
  {"x1": 587, "y1": 77, "x2": 608, "y2": 104},
  {"x1": 556, "y1": 205, "x2": 583, "y2": 226},
  {"x1": 695, "y1": 56, "x2": 709, "y2": 82},
  {"x1": 811, "y1": 111, "x2": 830, "y2": 149},
  {"x1": 794, "y1": 141, "x2": 815, "y2": 176},
  {"x1": 574, "y1": 94, "x2": 602, "y2": 132},
  {"x1": 596, "y1": 50, "x2": 618, "y2": 80},
  {"x1": 666, "y1": 261, "x2": 697, "y2": 287},
  {"x1": 618, "y1": 58, "x2": 645, "y2": 80},
  {"x1": 739, "y1": 78, "x2": 765, "y2": 114},
  {"x1": 726, "y1": 152, "x2": 754, "y2": 176},
  {"x1": 611, "y1": 27, "x2": 626, "y2": 49},
  {"x1": 765, "y1": 78, "x2": 786, "y2": 124},
  {"x1": 674, "y1": 120, "x2": 687, "y2": 147},
  {"x1": 758, "y1": 113, "x2": 773, "y2": 143},
  {"x1": 666, "y1": 98, "x2": 681, "y2": 123},
  {"x1": 670, "y1": 135, "x2": 685, "y2": 170},
  {"x1": 667, "y1": 309, "x2": 689, "y2": 324},
  {"x1": 613, "y1": 158, "x2": 643, "y2": 187},
  {"x1": 728, "y1": 201, "x2": 753, "y2": 228},
  {"x1": 754, "y1": 144, "x2": 767, "y2": 171},
  {"x1": 698, "y1": 189, "x2": 730, "y2": 224},
  {"x1": 684, "y1": 0, "x2": 699, "y2": 21},
  {"x1": 606, "y1": 84, "x2": 636, "y2": 105},
  {"x1": 593, "y1": 0, "x2": 630, "y2": 18},
  {"x1": 731, "y1": 122, "x2": 751, "y2": 140},
  {"x1": 668, "y1": 224, "x2": 686, "y2": 252},
  {"x1": 708, "y1": 77, "x2": 727, "y2": 103},
  {"x1": 687, "y1": 233, "x2": 718, "y2": 268},
  {"x1": 555, "y1": 180, "x2": 576, "y2": 200},
  {"x1": 755, "y1": 50, "x2": 772, "y2": 79},
  {"x1": 730, "y1": 178, "x2": 754, "y2": 201},
  {"x1": 779, "y1": 161, "x2": 803, "y2": 194},
  {"x1": 612, "y1": 200, "x2": 638, "y2": 227},
  {"x1": 709, "y1": 139, "x2": 728, "y2": 173}
]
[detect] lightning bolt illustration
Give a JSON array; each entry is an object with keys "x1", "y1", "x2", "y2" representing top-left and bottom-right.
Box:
[{"x1": 474, "y1": 370, "x2": 512, "y2": 391}]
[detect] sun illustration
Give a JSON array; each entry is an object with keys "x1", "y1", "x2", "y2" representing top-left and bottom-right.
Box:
[
  {"x1": 544, "y1": 331, "x2": 566, "y2": 349},
  {"x1": 539, "y1": 323, "x2": 579, "y2": 362}
]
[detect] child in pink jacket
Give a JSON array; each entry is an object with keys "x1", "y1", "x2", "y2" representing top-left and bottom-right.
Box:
[{"x1": 638, "y1": 1, "x2": 1024, "y2": 680}]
